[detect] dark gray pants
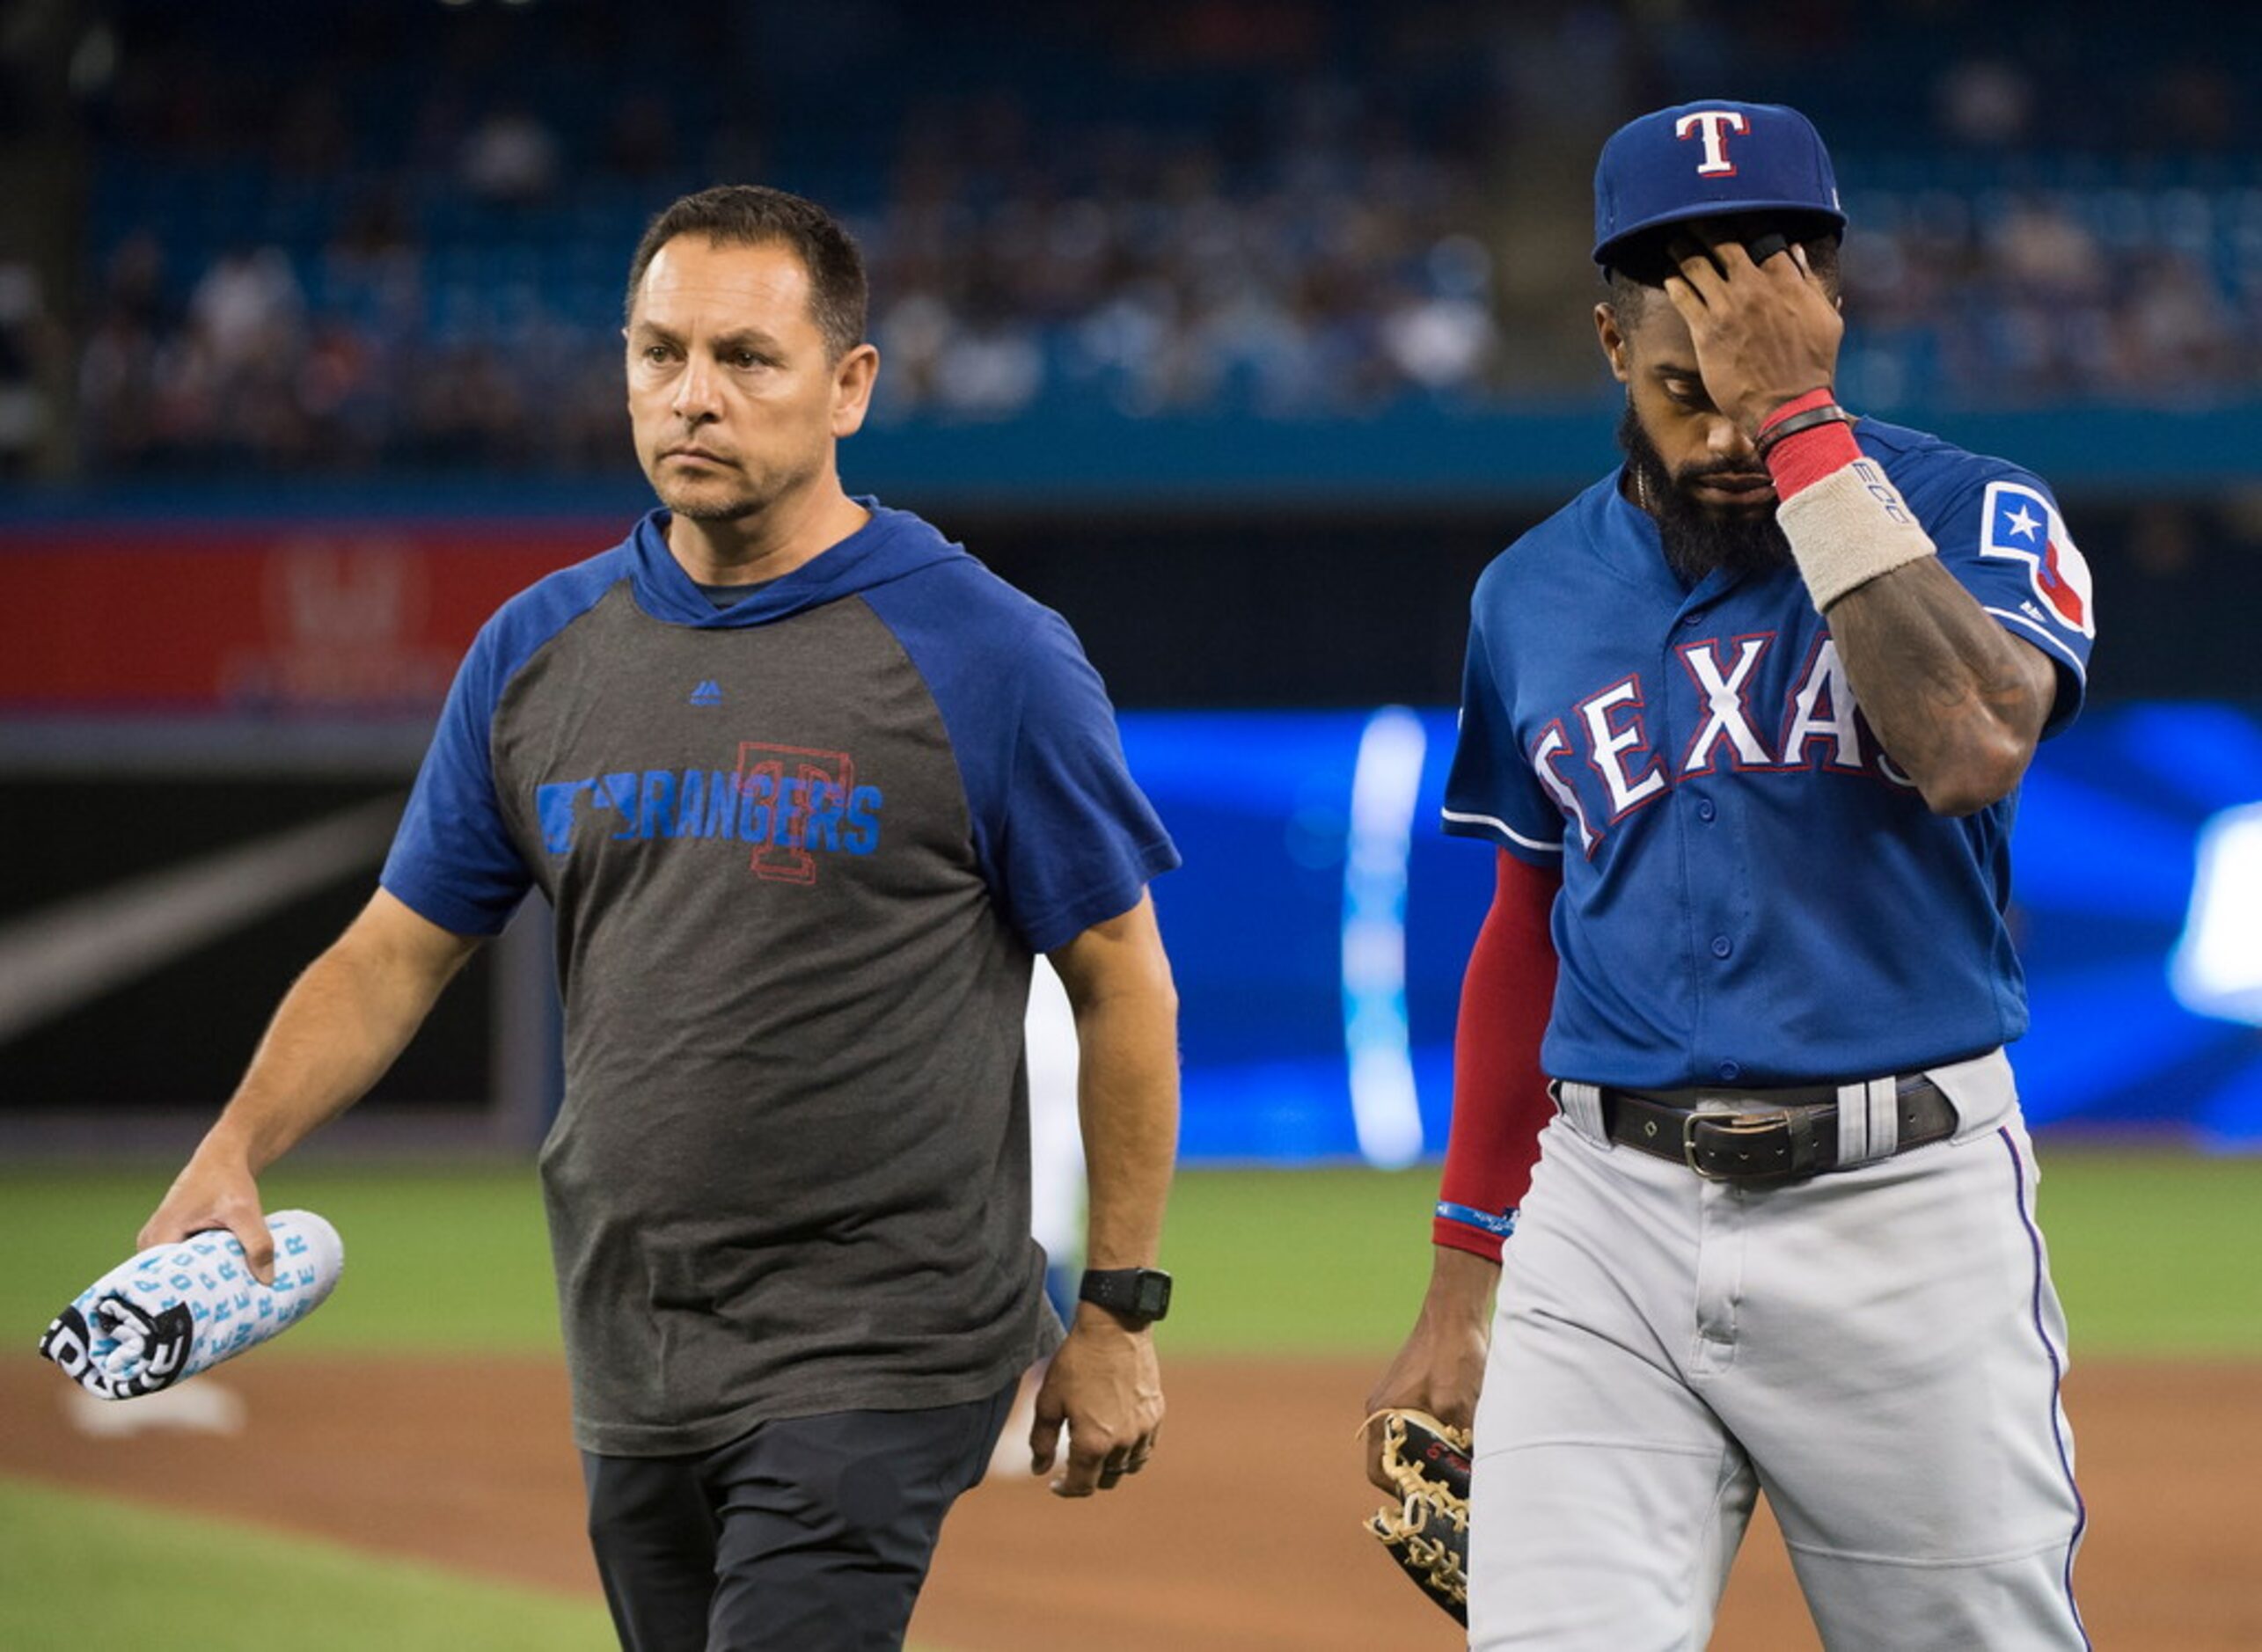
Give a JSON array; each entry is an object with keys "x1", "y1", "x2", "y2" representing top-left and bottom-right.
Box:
[{"x1": 581, "y1": 1382, "x2": 1017, "y2": 1652}]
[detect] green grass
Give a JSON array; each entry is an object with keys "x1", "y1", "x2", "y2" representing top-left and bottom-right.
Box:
[
  {"x1": 0, "y1": 1165, "x2": 565, "y2": 1356},
  {"x1": 6, "y1": 1149, "x2": 2260, "y2": 1363},
  {"x1": 1159, "y1": 1166, "x2": 1438, "y2": 1355},
  {"x1": 2032, "y1": 1149, "x2": 2262, "y2": 1356},
  {"x1": 0, "y1": 1474, "x2": 615, "y2": 1650},
  {"x1": 2, "y1": 1150, "x2": 2255, "y2": 1648},
  {"x1": 1157, "y1": 1151, "x2": 2262, "y2": 1359}
]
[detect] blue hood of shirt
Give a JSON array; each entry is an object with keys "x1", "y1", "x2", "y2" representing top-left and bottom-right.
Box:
[{"x1": 627, "y1": 498, "x2": 968, "y2": 628}]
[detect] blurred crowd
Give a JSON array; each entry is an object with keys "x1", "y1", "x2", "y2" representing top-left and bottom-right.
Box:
[{"x1": 30, "y1": 0, "x2": 2262, "y2": 479}]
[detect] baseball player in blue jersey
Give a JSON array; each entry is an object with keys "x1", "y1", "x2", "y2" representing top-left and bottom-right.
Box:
[{"x1": 1364, "y1": 101, "x2": 2095, "y2": 1648}]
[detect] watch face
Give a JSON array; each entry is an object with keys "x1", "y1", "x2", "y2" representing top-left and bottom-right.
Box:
[{"x1": 1083, "y1": 1268, "x2": 1170, "y2": 1321}]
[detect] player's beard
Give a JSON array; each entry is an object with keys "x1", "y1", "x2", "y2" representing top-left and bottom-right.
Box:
[{"x1": 1617, "y1": 404, "x2": 1793, "y2": 587}]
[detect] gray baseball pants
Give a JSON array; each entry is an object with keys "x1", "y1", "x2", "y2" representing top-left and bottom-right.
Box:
[{"x1": 1468, "y1": 1050, "x2": 2089, "y2": 1649}]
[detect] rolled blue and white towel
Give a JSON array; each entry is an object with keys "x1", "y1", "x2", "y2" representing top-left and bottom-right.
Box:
[{"x1": 38, "y1": 1210, "x2": 344, "y2": 1400}]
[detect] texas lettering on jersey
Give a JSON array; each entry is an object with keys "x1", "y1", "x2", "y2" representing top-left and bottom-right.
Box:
[
  {"x1": 1536, "y1": 633, "x2": 1911, "y2": 855},
  {"x1": 536, "y1": 740, "x2": 883, "y2": 884}
]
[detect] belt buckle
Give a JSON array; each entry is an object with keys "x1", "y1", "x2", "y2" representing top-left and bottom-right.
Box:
[{"x1": 1682, "y1": 1110, "x2": 1783, "y2": 1180}]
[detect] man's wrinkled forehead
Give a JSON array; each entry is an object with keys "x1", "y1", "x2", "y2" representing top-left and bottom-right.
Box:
[
  {"x1": 631, "y1": 237, "x2": 817, "y2": 333},
  {"x1": 1615, "y1": 286, "x2": 1699, "y2": 368}
]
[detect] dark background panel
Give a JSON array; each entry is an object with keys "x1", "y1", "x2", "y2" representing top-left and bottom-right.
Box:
[
  {"x1": 943, "y1": 499, "x2": 2252, "y2": 706},
  {"x1": 0, "y1": 778, "x2": 493, "y2": 1112}
]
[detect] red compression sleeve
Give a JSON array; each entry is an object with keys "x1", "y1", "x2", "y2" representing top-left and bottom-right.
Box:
[{"x1": 1433, "y1": 849, "x2": 1562, "y2": 1261}]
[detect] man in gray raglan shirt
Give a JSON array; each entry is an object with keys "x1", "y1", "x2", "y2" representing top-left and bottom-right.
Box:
[{"x1": 137, "y1": 186, "x2": 1183, "y2": 1650}]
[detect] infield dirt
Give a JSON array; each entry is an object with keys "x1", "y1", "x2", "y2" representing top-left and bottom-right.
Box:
[{"x1": 1, "y1": 1353, "x2": 2252, "y2": 1648}]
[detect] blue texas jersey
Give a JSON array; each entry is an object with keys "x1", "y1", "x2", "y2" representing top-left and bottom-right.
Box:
[{"x1": 1443, "y1": 418, "x2": 2096, "y2": 1089}]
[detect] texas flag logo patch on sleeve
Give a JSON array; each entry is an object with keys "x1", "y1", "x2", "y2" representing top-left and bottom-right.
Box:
[{"x1": 1980, "y1": 479, "x2": 2094, "y2": 640}]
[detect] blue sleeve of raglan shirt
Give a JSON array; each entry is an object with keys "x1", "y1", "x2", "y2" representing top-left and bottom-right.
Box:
[
  {"x1": 1440, "y1": 581, "x2": 1568, "y2": 866},
  {"x1": 379, "y1": 619, "x2": 535, "y2": 938},
  {"x1": 869, "y1": 574, "x2": 1179, "y2": 954},
  {"x1": 991, "y1": 606, "x2": 1181, "y2": 953}
]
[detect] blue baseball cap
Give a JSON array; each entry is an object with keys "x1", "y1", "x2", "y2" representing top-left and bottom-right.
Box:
[{"x1": 1592, "y1": 99, "x2": 1845, "y2": 268}]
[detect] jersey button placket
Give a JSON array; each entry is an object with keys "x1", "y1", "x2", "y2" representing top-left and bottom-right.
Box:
[{"x1": 1673, "y1": 622, "x2": 1740, "y2": 1100}]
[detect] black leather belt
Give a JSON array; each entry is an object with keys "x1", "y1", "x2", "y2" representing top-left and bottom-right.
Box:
[{"x1": 1595, "y1": 1076, "x2": 1957, "y2": 1182}]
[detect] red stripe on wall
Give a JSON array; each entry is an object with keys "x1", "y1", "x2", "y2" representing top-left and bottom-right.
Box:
[{"x1": 0, "y1": 522, "x2": 617, "y2": 713}]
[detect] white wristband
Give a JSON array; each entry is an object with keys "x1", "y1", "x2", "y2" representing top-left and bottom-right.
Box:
[{"x1": 1773, "y1": 457, "x2": 1938, "y2": 611}]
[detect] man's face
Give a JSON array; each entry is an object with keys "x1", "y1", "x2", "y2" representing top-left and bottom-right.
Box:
[
  {"x1": 1596, "y1": 292, "x2": 1791, "y2": 584},
  {"x1": 625, "y1": 237, "x2": 875, "y2": 524}
]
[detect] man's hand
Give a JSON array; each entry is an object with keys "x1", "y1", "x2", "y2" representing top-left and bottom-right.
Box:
[
  {"x1": 1363, "y1": 1246, "x2": 1497, "y2": 1494},
  {"x1": 138, "y1": 1139, "x2": 274, "y2": 1284},
  {"x1": 1661, "y1": 222, "x2": 1843, "y2": 437},
  {"x1": 1030, "y1": 1305, "x2": 1164, "y2": 1497},
  {"x1": 1043, "y1": 893, "x2": 1176, "y2": 1498},
  {"x1": 129, "y1": 890, "x2": 480, "y2": 1290}
]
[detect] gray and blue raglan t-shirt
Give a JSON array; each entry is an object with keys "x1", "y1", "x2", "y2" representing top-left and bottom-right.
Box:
[{"x1": 379, "y1": 502, "x2": 1179, "y2": 1456}]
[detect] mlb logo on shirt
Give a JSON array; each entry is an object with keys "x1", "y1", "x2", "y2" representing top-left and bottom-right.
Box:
[{"x1": 1980, "y1": 480, "x2": 2094, "y2": 640}]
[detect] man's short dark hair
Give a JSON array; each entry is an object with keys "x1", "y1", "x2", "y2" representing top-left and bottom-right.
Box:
[
  {"x1": 1604, "y1": 214, "x2": 1842, "y2": 325},
  {"x1": 625, "y1": 185, "x2": 867, "y2": 361}
]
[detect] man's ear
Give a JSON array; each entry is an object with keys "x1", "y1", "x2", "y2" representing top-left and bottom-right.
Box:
[
  {"x1": 1594, "y1": 303, "x2": 1632, "y2": 384},
  {"x1": 831, "y1": 342, "x2": 880, "y2": 439}
]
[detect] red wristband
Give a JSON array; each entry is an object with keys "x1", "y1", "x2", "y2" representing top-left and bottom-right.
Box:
[
  {"x1": 1763, "y1": 417, "x2": 1863, "y2": 500},
  {"x1": 1435, "y1": 1218, "x2": 1512, "y2": 1261}
]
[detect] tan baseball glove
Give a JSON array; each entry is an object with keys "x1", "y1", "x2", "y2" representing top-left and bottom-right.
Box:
[{"x1": 1364, "y1": 1408, "x2": 1473, "y2": 1625}]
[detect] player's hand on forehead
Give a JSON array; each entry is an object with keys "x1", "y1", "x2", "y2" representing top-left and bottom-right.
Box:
[{"x1": 1658, "y1": 216, "x2": 1842, "y2": 435}]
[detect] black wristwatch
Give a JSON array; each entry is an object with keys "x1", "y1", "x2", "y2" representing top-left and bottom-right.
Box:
[{"x1": 1078, "y1": 1267, "x2": 1173, "y2": 1327}]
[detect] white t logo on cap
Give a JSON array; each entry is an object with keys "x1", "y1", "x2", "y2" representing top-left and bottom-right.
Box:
[{"x1": 1674, "y1": 110, "x2": 1749, "y2": 177}]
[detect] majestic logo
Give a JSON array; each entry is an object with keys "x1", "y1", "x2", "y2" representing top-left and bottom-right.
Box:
[
  {"x1": 534, "y1": 739, "x2": 882, "y2": 885},
  {"x1": 1980, "y1": 480, "x2": 2094, "y2": 639},
  {"x1": 1674, "y1": 109, "x2": 1750, "y2": 177}
]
